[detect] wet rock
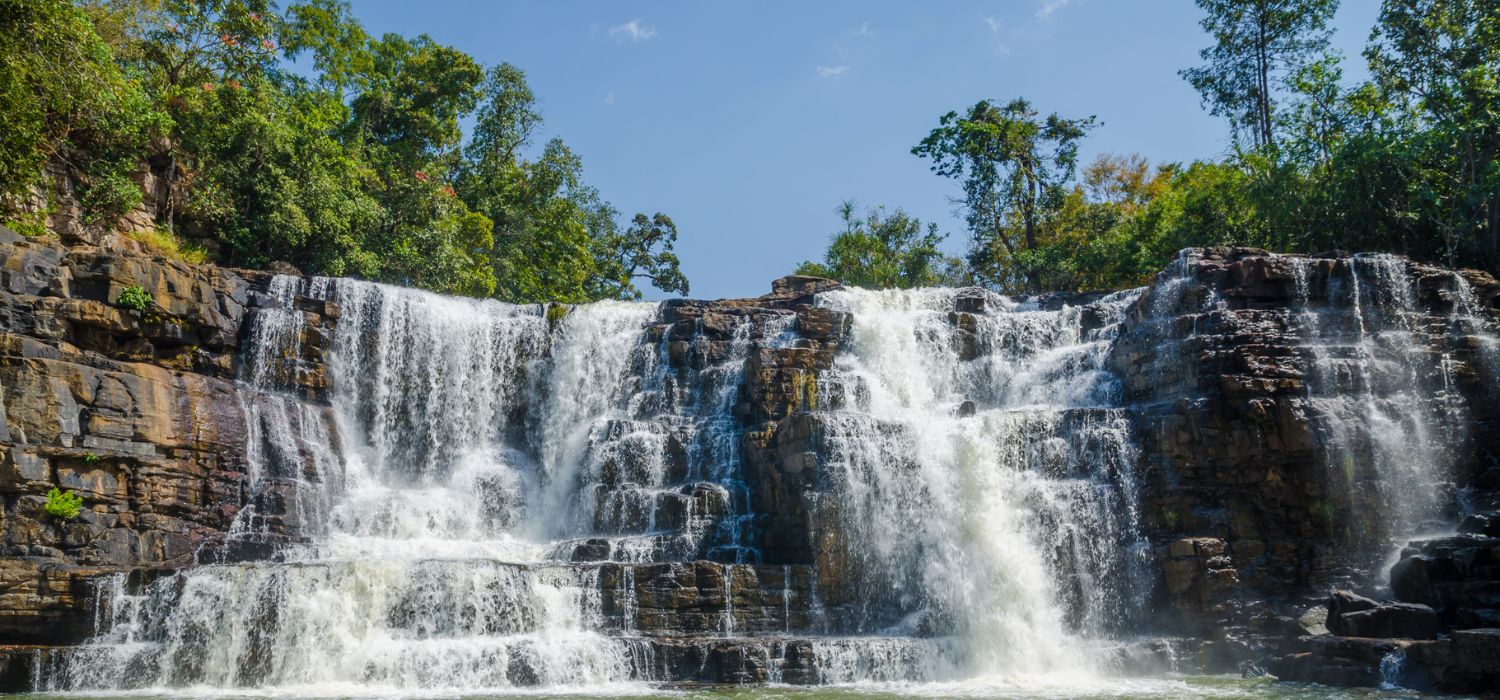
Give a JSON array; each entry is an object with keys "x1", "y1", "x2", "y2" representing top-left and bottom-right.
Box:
[
  {"x1": 1267, "y1": 636, "x2": 1408, "y2": 688},
  {"x1": 1158, "y1": 537, "x2": 1239, "y2": 617},
  {"x1": 768, "y1": 275, "x2": 839, "y2": 303},
  {"x1": 1389, "y1": 534, "x2": 1500, "y2": 627},
  {"x1": 1326, "y1": 590, "x2": 1439, "y2": 639},
  {"x1": 1406, "y1": 628, "x2": 1500, "y2": 693}
]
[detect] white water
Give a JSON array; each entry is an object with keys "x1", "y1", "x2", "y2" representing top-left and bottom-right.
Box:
[
  {"x1": 1288, "y1": 255, "x2": 1494, "y2": 560},
  {"x1": 40, "y1": 257, "x2": 1496, "y2": 696},
  {"x1": 49, "y1": 279, "x2": 662, "y2": 692},
  {"x1": 811, "y1": 288, "x2": 1148, "y2": 678}
]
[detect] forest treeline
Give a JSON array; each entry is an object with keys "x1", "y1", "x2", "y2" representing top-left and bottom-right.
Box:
[
  {"x1": 0, "y1": 0, "x2": 687, "y2": 301},
  {"x1": 2, "y1": 1, "x2": 1494, "y2": 299},
  {"x1": 798, "y1": 0, "x2": 1500, "y2": 292}
]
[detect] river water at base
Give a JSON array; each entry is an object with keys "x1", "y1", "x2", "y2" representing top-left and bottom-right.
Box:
[{"x1": 5, "y1": 676, "x2": 1456, "y2": 700}]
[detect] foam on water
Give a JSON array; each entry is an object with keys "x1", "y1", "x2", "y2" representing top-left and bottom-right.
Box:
[
  {"x1": 810, "y1": 288, "x2": 1148, "y2": 677},
  {"x1": 42, "y1": 258, "x2": 1497, "y2": 696}
]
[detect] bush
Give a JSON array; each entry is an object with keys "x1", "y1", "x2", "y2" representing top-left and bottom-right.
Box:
[
  {"x1": 44, "y1": 487, "x2": 83, "y2": 519},
  {"x1": 116, "y1": 284, "x2": 151, "y2": 312},
  {"x1": 83, "y1": 452, "x2": 99, "y2": 464},
  {"x1": 79, "y1": 170, "x2": 143, "y2": 225},
  {"x1": 127, "y1": 229, "x2": 210, "y2": 265}
]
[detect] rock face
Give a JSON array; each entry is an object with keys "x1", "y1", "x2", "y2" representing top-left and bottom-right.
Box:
[
  {"x1": 2, "y1": 235, "x2": 1499, "y2": 693},
  {"x1": 0, "y1": 227, "x2": 335, "y2": 644}
]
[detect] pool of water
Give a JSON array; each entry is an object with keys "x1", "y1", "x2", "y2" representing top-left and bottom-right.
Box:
[{"x1": 5, "y1": 675, "x2": 1455, "y2": 700}]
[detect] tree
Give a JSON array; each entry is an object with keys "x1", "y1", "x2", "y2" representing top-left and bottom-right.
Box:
[
  {"x1": 0, "y1": 0, "x2": 165, "y2": 224},
  {"x1": 1366, "y1": 0, "x2": 1500, "y2": 267},
  {"x1": 794, "y1": 201, "x2": 960, "y2": 289},
  {"x1": 1180, "y1": 0, "x2": 1339, "y2": 150},
  {"x1": 460, "y1": 65, "x2": 688, "y2": 302},
  {"x1": 912, "y1": 98, "x2": 1095, "y2": 291},
  {"x1": 590, "y1": 212, "x2": 690, "y2": 300},
  {"x1": 173, "y1": 74, "x2": 382, "y2": 272}
]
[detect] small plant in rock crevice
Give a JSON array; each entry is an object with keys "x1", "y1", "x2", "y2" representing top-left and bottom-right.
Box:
[
  {"x1": 117, "y1": 285, "x2": 151, "y2": 312},
  {"x1": 44, "y1": 487, "x2": 84, "y2": 519},
  {"x1": 82, "y1": 452, "x2": 99, "y2": 464}
]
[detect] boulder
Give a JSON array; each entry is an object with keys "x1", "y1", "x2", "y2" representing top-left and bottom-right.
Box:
[
  {"x1": 1326, "y1": 590, "x2": 1440, "y2": 639},
  {"x1": 1407, "y1": 628, "x2": 1500, "y2": 693}
]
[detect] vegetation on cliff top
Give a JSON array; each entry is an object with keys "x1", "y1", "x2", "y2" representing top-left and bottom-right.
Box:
[
  {"x1": 801, "y1": 0, "x2": 1499, "y2": 293},
  {"x1": 2, "y1": 0, "x2": 1494, "y2": 299},
  {"x1": 0, "y1": 0, "x2": 688, "y2": 302}
]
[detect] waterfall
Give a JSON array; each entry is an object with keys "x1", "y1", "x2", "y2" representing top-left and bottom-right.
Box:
[
  {"x1": 49, "y1": 278, "x2": 659, "y2": 691},
  {"x1": 50, "y1": 276, "x2": 810, "y2": 692},
  {"x1": 810, "y1": 288, "x2": 1148, "y2": 677},
  {"x1": 1289, "y1": 255, "x2": 1492, "y2": 558},
  {"x1": 45, "y1": 254, "x2": 1493, "y2": 694}
]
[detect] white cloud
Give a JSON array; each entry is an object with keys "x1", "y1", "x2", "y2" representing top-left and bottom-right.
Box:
[
  {"x1": 983, "y1": 16, "x2": 1003, "y2": 33},
  {"x1": 1036, "y1": 0, "x2": 1071, "y2": 19},
  {"x1": 855, "y1": 20, "x2": 874, "y2": 37},
  {"x1": 816, "y1": 65, "x2": 851, "y2": 79},
  {"x1": 609, "y1": 19, "x2": 656, "y2": 42},
  {"x1": 604, "y1": 91, "x2": 615, "y2": 105}
]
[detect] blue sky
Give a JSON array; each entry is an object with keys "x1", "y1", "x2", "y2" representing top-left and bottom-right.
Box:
[{"x1": 347, "y1": 0, "x2": 1383, "y2": 300}]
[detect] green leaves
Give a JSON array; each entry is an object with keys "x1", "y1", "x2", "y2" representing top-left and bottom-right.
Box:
[
  {"x1": 116, "y1": 284, "x2": 152, "y2": 312},
  {"x1": 1180, "y1": 0, "x2": 1338, "y2": 150},
  {"x1": 913, "y1": 98, "x2": 1096, "y2": 291},
  {"x1": 0, "y1": 0, "x2": 687, "y2": 304},
  {"x1": 0, "y1": 0, "x2": 165, "y2": 221},
  {"x1": 795, "y1": 202, "x2": 958, "y2": 290},
  {"x1": 44, "y1": 487, "x2": 84, "y2": 520}
]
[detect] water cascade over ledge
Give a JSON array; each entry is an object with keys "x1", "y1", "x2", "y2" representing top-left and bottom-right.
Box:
[{"x1": 23, "y1": 249, "x2": 1500, "y2": 695}]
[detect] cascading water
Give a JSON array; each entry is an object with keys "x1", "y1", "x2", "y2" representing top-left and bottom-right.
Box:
[
  {"x1": 809, "y1": 288, "x2": 1149, "y2": 677},
  {"x1": 47, "y1": 279, "x2": 658, "y2": 692},
  {"x1": 45, "y1": 276, "x2": 809, "y2": 693},
  {"x1": 38, "y1": 253, "x2": 1496, "y2": 696},
  {"x1": 1289, "y1": 255, "x2": 1495, "y2": 560}
]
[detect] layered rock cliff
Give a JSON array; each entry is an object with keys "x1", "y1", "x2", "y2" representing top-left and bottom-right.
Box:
[{"x1": 1, "y1": 231, "x2": 1498, "y2": 693}]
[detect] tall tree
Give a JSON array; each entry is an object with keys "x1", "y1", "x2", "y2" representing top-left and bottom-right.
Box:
[
  {"x1": 1366, "y1": 0, "x2": 1500, "y2": 267},
  {"x1": 1180, "y1": 0, "x2": 1339, "y2": 150},
  {"x1": 459, "y1": 65, "x2": 689, "y2": 302},
  {"x1": 912, "y1": 98, "x2": 1094, "y2": 290},
  {"x1": 794, "y1": 201, "x2": 958, "y2": 289},
  {"x1": 589, "y1": 212, "x2": 690, "y2": 300},
  {"x1": 0, "y1": 0, "x2": 164, "y2": 225}
]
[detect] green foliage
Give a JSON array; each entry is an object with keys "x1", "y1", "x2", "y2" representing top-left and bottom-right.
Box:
[
  {"x1": 461, "y1": 67, "x2": 687, "y2": 302},
  {"x1": 796, "y1": 201, "x2": 962, "y2": 289},
  {"x1": 127, "y1": 228, "x2": 210, "y2": 264},
  {"x1": 591, "y1": 213, "x2": 691, "y2": 300},
  {"x1": 83, "y1": 452, "x2": 100, "y2": 464},
  {"x1": 44, "y1": 487, "x2": 84, "y2": 519},
  {"x1": 1179, "y1": 0, "x2": 1338, "y2": 149},
  {"x1": 3, "y1": 208, "x2": 52, "y2": 238},
  {"x1": 912, "y1": 98, "x2": 1096, "y2": 291},
  {"x1": 894, "y1": 0, "x2": 1500, "y2": 293},
  {"x1": 0, "y1": 0, "x2": 686, "y2": 303},
  {"x1": 0, "y1": 0, "x2": 166, "y2": 223},
  {"x1": 117, "y1": 284, "x2": 151, "y2": 311}
]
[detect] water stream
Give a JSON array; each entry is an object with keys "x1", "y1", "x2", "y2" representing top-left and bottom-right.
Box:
[{"x1": 28, "y1": 257, "x2": 1497, "y2": 697}]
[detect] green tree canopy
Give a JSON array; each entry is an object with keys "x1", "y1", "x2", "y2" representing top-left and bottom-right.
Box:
[
  {"x1": 912, "y1": 98, "x2": 1095, "y2": 291},
  {"x1": 795, "y1": 201, "x2": 960, "y2": 289},
  {"x1": 1180, "y1": 0, "x2": 1339, "y2": 150},
  {"x1": 0, "y1": 0, "x2": 688, "y2": 303}
]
